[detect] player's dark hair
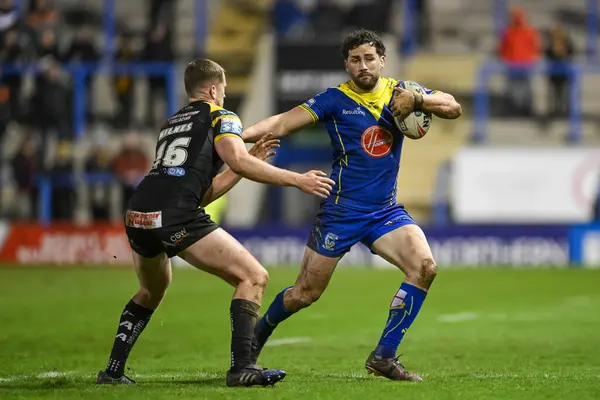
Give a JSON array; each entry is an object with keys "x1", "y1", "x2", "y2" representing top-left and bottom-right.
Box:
[
  {"x1": 341, "y1": 29, "x2": 386, "y2": 60},
  {"x1": 184, "y1": 59, "x2": 225, "y2": 97}
]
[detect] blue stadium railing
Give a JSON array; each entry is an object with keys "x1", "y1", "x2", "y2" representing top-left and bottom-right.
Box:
[
  {"x1": 472, "y1": 61, "x2": 600, "y2": 144},
  {"x1": 474, "y1": 61, "x2": 580, "y2": 144},
  {"x1": 12, "y1": 0, "x2": 209, "y2": 59},
  {"x1": 405, "y1": 0, "x2": 598, "y2": 60},
  {"x1": 1, "y1": 62, "x2": 178, "y2": 225},
  {"x1": 1, "y1": 62, "x2": 178, "y2": 141}
]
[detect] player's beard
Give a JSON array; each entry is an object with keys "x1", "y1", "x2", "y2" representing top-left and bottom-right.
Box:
[{"x1": 352, "y1": 72, "x2": 379, "y2": 92}]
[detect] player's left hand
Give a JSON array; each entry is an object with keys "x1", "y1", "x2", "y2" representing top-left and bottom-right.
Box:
[
  {"x1": 390, "y1": 87, "x2": 416, "y2": 121},
  {"x1": 248, "y1": 132, "x2": 280, "y2": 161}
]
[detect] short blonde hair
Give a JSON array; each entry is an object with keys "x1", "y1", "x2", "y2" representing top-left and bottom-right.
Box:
[{"x1": 184, "y1": 59, "x2": 225, "y2": 97}]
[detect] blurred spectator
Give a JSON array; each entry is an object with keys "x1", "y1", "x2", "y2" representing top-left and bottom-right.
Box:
[
  {"x1": 1, "y1": 29, "x2": 23, "y2": 121},
  {"x1": 36, "y1": 27, "x2": 59, "y2": 58},
  {"x1": 142, "y1": 23, "x2": 173, "y2": 128},
  {"x1": 11, "y1": 135, "x2": 38, "y2": 220},
  {"x1": 30, "y1": 57, "x2": 72, "y2": 153},
  {"x1": 113, "y1": 31, "x2": 136, "y2": 129},
  {"x1": 27, "y1": 0, "x2": 59, "y2": 33},
  {"x1": 112, "y1": 132, "x2": 150, "y2": 214},
  {"x1": 545, "y1": 23, "x2": 574, "y2": 117},
  {"x1": 149, "y1": 0, "x2": 177, "y2": 31},
  {"x1": 85, "y1": 135, "x2": 112, "y2": 221},
  {"x1": 50, "y1": 141, "x2": 75, "y2": 220},
  {"x1": 0, "y1": 0, "x2": 19, "y2": 34},
  {"x1": 1, "y1": 4, "x2": 36, "y2": 123},
  {"x1": 499, "y1": 7, "x2": 540, "y2": 117},
  {"x1": 63, "y1": 25, "x2": 100, "y2": 122},
  {"x1": 63, "y1": 25, "x2": 99, "y2": 64}
]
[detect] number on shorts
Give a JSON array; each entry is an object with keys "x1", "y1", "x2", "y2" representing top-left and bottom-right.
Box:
[{"x1": 152, "y1": 137, "x2": 192, "y2": 169}]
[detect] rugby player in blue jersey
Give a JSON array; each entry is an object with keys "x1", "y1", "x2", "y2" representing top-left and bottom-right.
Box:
[{"x1": 243, "y1": 29, "x2": 462, "y2": 381}]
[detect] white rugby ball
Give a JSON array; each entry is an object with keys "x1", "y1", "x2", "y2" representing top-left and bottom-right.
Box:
[{"x1": 393, "y1": 80, "x2": 432, "y2": 140}]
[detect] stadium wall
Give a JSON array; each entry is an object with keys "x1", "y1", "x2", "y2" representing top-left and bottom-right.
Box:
[{"x1": 1, "y1": 221, "x2": 598, "y2": 268}]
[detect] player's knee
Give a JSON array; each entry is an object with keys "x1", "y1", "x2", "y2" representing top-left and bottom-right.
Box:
[
  {"x1": 244, "y1": 267, "x2": 269, "y2": 290},
  {"x1": 255, "y1": 268, "x2": 270, "y2": 289},
  {"x1": 136, "y1": 286, "x2": 166, "y2": 309},
  {"x1": 419, "y1": 258, "x2": 437, "y2": 288}
]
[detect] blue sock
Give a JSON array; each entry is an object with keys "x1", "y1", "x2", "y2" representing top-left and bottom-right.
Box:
[
  {"x1": 374, "y1": 282, "x2": 427, "y2": 359},
  {"x1": 254, "y1": 286, "x2": 295, "y2": 345}
]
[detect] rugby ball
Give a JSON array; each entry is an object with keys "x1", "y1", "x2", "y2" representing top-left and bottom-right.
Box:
[{"x1": 393, "y1": 80, "x2": 432, "y2": 140}]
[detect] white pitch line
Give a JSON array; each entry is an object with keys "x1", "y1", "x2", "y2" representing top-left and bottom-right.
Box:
[
  {"x1": 265, "y1": 337, "x2": 312, "y2": 347},
  {"x1": 321, "y1": 372, "x2": 372, "y2": 380},
  {"x1": 0, "y1": 371, "x2": 74, "y2": 383},
  {"x1": 131, "y1": 372, "x2": 220, "y2": 380},
  {"x1": 437, "y1": 312, "x2": 480, "y2": 323},
  {"x1": 38, "y1": 371, "x2": 68, "y2": 378}
]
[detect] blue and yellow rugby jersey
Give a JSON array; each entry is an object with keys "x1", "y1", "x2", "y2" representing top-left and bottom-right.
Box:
[{"x1": 298, "y1": 77, "x2": 435, "y2": 212}]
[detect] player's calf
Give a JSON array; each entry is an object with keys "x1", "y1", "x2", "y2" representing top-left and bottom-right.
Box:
[
  {"x1": 251, "y1": 285, "x2": 326, "y2": 364},
  {"x1": 99, "y1": 251, "x2": 170, "y2": 382},
  {"x1": 252, "y1": 248, "x2": 339, "y2": 364},
  {"x1": 251, "y1": 284, "x2": 325, "y2": 361},
  {"x1": 252, "y1": 286, "x2": 322, "y2": 363}
]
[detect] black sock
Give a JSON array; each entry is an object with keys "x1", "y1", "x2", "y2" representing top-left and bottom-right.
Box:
[
  {"x1": 230, "y1": 298, "x2": 260, "y2": 371},
  {"x1": 105, "y1": 299, "x2": 154, "y2": 378}
]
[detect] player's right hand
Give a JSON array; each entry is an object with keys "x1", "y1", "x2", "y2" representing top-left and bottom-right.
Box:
[{"x1": 296, "y1": 170, "x2": 335, "y2": 199}]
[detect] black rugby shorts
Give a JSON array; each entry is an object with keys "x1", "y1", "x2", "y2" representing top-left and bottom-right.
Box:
[{"x1": 124, "y1": 208, "x2": 218, "y2": 258}]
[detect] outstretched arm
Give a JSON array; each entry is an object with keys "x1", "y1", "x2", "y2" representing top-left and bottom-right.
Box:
[
  {"x1": 242, "y1": 106, "x2": 315, "y2": 143},
  {"x1": 215, "y1": 135, "x2": 335, "y2": 198},
  {"x1": 200, "y1": 134, "x2": 280, "y2": 207}
]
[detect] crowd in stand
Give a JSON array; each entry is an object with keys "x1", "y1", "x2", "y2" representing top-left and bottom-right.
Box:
[
  {"x1": 0, "y1": 0, "x2": 594, "y2": 222},
  {"x1": 0, "y1": 0, "x2": 176, "y2": 222},
  {"x1": 498, "y1": 6, "x2": 575, "y2": 118}
]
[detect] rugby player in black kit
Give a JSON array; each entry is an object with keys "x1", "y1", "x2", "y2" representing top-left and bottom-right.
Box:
[{"x1": 96, "y1": 59, "x2": 335, "y2": 387}]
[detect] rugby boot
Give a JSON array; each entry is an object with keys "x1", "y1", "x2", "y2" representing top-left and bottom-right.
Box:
[
  {"x1": 226, "y1": 366, "x2": 286, "y2": 387},
  {"x1": 365, "y1": 351, "x2": 423, "y2": 382},
  {"x1": 96, "y1": 370, "x2": 136, "y2": 384}
]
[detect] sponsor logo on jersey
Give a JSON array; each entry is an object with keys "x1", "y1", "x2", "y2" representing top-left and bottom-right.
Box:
[
  {"x1": 159, "y1": 123, "x2": 193, "y2": 141},
  {"x1": 342, "y1": 107, "x2": 366, "y2": 116},
  {"x1": 220, "y1": 118, "x2": 242, "y2": 134},
  {"x1": 361, "y1": 126, "x2": 393, "y2": 158},
  {"x1": 167, "y1": 167, "x2": 186, "y2": 177},
  {"x1": 168, "y1": 110, "x2": 199, "y2": 124},
  {"x1": 125, "y1": 211, "x2": 162, "y2": 229}
]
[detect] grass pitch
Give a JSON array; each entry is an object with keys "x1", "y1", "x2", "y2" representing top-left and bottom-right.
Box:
[{"x1": 0, "y1": 266, "x2": 599, "y2": 399}]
